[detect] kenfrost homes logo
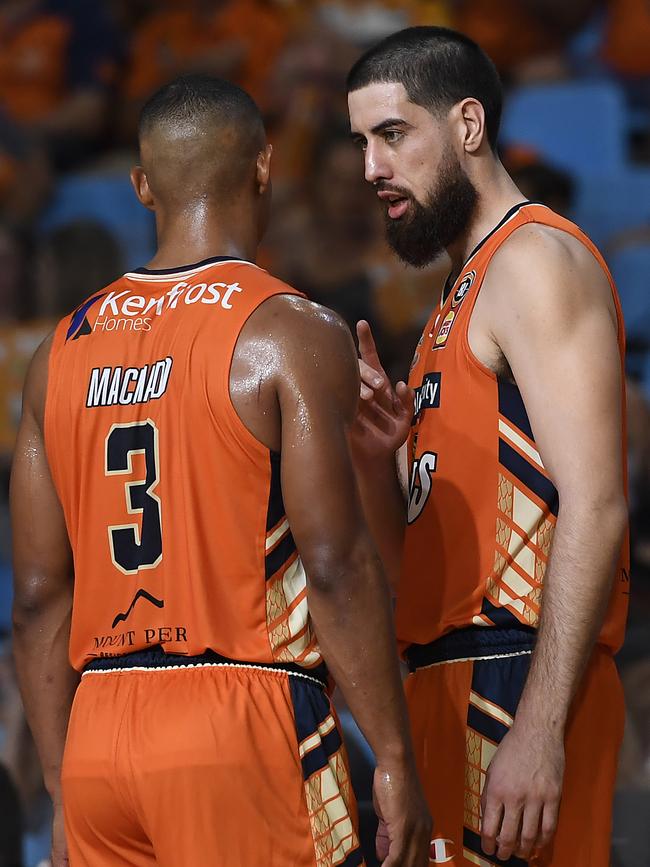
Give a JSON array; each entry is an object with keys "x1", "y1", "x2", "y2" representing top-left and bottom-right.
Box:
[
  {"x1": 68, "y1": 279, "x2": 245, "y2": 338},
  {"x1": 66, "y1": 293, "x2": 106, "y2": 341},
  {"x1": 430, "y1": 838, "x2": 454, "y2": 863}
]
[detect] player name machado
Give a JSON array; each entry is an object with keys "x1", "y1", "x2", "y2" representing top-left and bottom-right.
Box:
[{"x1": 86, "y1": 356, "x2": 172, "y2": 408}]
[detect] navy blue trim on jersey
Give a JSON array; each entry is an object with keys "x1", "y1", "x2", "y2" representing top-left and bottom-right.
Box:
[
  {"x1": 265, "y1": 451, "x2": 298, "y2": 579},
  {"x1": 133, "y1": 255, "x2": 249, "y2": 275},
  {"x1": 472, "y1": 654, "x2": 531, "y2": 722},
  {"x1": 405, "y1": 626, "x2": 535, "y2": 671},
  {"x1": 479, "y1": 596, "x2": 527, "y2": 630},
  {"x1": 265, "y1": 533, "x2": 297, "y2": 580},
  {"x1": 442, "y1": 201, "x2": 536, "y2": 302},
  {"x1": 498, "y1": 440, "x2": 559, "y2": 517},
  {"x1": 463, "y1": 829, "x2": 529, "y2": 866},
  {"x1": 498, "y1": 380, "x2": 535, "y2": 441},
  {"x1": 337, "y1": 849, "x2": 364, "y2": 867},
  {"x1": 65, "y1": 293, "x2": 106, "y2": 341},
  {"x1": 84, "y1": 645, "x2": 329, "y2": 687},
  {"x1": 289, "y1": 676, "x2": 342, "y2": 781},
  {"x1": 467, "y1": 704, "x2": 510, "y2": 744},
  {"x1": 266, "y1": 452, "x2": 285, "y2": 532}
]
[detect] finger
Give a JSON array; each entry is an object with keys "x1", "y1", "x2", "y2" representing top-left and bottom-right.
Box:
[
  {"x1": 360, "y1": 383, "x2": 374, "y2": 400},
  {"x1": 357, "y1": 320, "x2": 385, "y2": 372},
  {"x1": 359, "y1": 359, "x2": 387, "y2": 391},
  {"x1": 496, "y1": 802, "x2": 524, "y2": 862},
  {"x1": 480, "y1": 790, "x2": 503, "y2": 856},
  {"x1": 516, "y1": 801, "x2": 542, "y2": 859},
  {"x1": 375, "y1": 819, "x2": 390, "y2": 863},
  {"x1": 395, "y1": 381, "x2": 415, "y2": 417},
  {"x1": 357, "y1": 399, "x2": 403, "y2": 437},
  {"x1": 538, "y1": 797, "x2": 561, "y2": 850}
]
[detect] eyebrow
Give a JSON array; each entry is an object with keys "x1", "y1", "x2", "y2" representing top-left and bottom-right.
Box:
[
  {"x1": 371, "y1": 118, "x2": 411, "y2": 134},
  {"x1": 350, "y1": 118, "x2": 412, "y2": 141}
]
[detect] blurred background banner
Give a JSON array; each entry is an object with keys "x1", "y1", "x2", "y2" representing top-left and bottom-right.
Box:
[{"x1": 0, "y1": 2, "x2": 648, "y2": 866}]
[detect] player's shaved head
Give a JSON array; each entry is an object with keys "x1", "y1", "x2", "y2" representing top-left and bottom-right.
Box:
[{"x1": 137, "y1": 75, "x2": 266, "y2": 207}]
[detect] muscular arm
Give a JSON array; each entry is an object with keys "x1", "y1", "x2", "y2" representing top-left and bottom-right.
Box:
[
  {"x1": 10, "y1": 336, "x2": 78, "y2": 813},
  {"x1": 479, "y1": 228, "x2": 627, "y2": 859},
  {"x1": 274, "y1": 302, "x2": 412, "y2": 760},
  {"x1": 245, "y1": 297, "x2": 429, "y2": 863},
  {"x1": 350, "y1": 321, "x2": 413, "y2": 588}
]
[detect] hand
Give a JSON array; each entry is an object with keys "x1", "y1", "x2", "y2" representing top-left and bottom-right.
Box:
[
  {"x1": 51, "y1": 803, "x2": 69, "y2": 867},
  {"x1": 373, "y1": 761, "x2": 432, "y2": 866},
  {"x1": 350, "y1": 321, "x2": 414, "y2": 465},
  {"x1": 481, "y1": 723, "x2": 564, "y2": 861}
]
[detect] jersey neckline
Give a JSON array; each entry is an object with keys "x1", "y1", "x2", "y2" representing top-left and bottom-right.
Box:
[
  {"x1": 133, "y1": 254, "x2": 251, "y2": 276},
  {"x1": 442, "y1": 200, "x2": 541, "y2": 303}
]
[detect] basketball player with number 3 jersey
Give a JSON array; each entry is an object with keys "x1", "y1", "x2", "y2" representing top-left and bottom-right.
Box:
[
  {"x1": 11, "y1": 76, "x2": 431, "y2": 867},
  {"x1": 348, "y1": 27, "x2": 629, "y2": 866}
]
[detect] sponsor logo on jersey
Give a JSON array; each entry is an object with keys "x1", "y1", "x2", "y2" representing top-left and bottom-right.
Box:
[
  {"x1": 80, "y1": 280, "x2": 245, "y2": 334},
  {"x1": 413, "y1": 372, "x2": 441, "y2": 420},
  {"x1": 451, "y1": 269, "x2": 475, "y2": 308},
  {"x1": 429, "y1": 838, "x2": 455, "y2": 863},
  {"x1": 433, "y1": 310, "x2": 455, "y2": 349},
  {"x1": 66, "y1": 293, "x2": 106, "y2": 341},
  {"x1": 86, "y1": 356, "x2": 172, "y2": 408}
]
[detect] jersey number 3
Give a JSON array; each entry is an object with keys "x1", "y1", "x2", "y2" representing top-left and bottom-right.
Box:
[{"x1": 105, "y1": 420, "x2": 163, "y2": 574}]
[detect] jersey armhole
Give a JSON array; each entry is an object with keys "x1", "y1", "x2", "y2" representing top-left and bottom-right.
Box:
[{"x1": 221, "y1": 289, "x2": 304, "y2": 460}]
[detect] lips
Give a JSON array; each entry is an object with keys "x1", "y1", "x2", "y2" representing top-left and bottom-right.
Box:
[{"x1": 377, "y1": 190, "x2": 410, "y2": 220}]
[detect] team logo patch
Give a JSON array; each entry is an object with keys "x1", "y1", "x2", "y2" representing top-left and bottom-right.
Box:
[
  {"x1": 452, "y1": 269, "x2": 475, "y2": 308},
  {"x1": 433, "y1": 310, "x2": 455, "y2": 349}
]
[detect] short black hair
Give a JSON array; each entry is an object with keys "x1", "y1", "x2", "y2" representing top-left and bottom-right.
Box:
[
  {"x1": 347, "y1": 26, "x2": 503, "y2": 150},
  {"x1": 138, "y1": 74, "x2": 264, "y2": 144}
]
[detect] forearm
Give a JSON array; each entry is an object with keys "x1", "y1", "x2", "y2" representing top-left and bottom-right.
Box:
[
  {"x1": 307, "y1": 541, "x2": 413, "y2": 765},
  {"x1": 515, "y1": 496, "x2": 627, "y2": 735},
  {"x1": 354, "y1": 452, "x2": 406, "y2": 589},
  {"x1": 13, "y1": 590, "x2": 79, "y2": 803}
]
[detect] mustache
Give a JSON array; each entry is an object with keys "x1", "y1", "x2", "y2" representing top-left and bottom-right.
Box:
[{"x1": 375, "y1": 182, "x2": 413, "y2": 199}]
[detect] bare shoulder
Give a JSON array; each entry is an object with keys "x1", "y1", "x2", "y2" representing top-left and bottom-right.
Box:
[
  {"x1": 243, "y1": 292, "x2": 357, "y2": 371},
  {"x1": 484, "y1": 222, "x2": 615, "y2": 320},
  {"x1": 23, "y1": 332, "x2": 55, "y2": 430}
]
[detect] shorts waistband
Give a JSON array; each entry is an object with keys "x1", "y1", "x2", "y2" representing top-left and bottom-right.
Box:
[
  {"x1": 405, "y1": 626, "x2": 536, "y2": 672},
  {"x1": 83, "y1": 646, "x2": 329, "y2": 689}
]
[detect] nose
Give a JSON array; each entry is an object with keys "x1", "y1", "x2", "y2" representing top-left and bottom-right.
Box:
[{"x1": 364, "y1": 142, "x2": 391, "y2": 185}]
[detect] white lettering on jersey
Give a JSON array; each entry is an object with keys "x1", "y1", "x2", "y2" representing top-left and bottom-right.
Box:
[
  {"x1": 98, "y1": 281, "x2": 243, "y2": 319},
  {"x1": 407, "y1": 451, "x2": 437, "y2": 524},
  {"x1": 87, "y1": 357, "x2": 173, "y2": 408}
]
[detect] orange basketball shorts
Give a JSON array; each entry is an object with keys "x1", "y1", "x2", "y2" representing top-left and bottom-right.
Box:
[
  {"x1": 404, "y1": 627, "x2": 624, "y2": 866},
  {"x1": 61, "y1": 648, "x2": 364, "y2": 866}
]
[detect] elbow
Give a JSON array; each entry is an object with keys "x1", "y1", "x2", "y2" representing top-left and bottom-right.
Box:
[
  {"x1": 558, "y1": 488, "x2": 628, "y2": 544},
  {"x1": 304, "y1": 544, "x2": 384, "y2": 597},
  {"x1": 12, "y1": 574, "x2": 62, "y2": 632}
]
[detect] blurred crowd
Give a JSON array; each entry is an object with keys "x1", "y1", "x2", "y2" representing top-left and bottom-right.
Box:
[{"x1": 0, "y1": 1, "x2": 649, "y2": 865}]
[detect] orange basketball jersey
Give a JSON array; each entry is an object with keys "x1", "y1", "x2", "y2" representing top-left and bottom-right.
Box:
[
  {"x1": 45, "y1": 256, "x2": 324, "y2": 672},
  {"x1": 396, "y1": 203, "x2": 630, "y2": 653}
]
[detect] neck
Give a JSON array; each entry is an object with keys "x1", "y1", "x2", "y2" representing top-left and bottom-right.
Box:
[
  {"x1": 445, "y1": 160, "x2": 526, "y2": 279},
  {"x1": 146, "y1": 201, "x2": 259, "y2": 270}
]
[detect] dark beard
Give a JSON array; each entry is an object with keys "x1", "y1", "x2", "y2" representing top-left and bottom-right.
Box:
[{"x1": 384, "y1": 154, "x2": 478, "y2": 268}]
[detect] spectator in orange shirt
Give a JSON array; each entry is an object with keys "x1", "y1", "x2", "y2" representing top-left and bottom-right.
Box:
[
  {"x1": 0, "y1": 0, "x2": 122, "y2": 167},
  {"x1": 122, "y1": 0, "x2": 294, "y2": 139},
  {"x1": 452, "y1": 0, "x2": 598, "y2": 82}
]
